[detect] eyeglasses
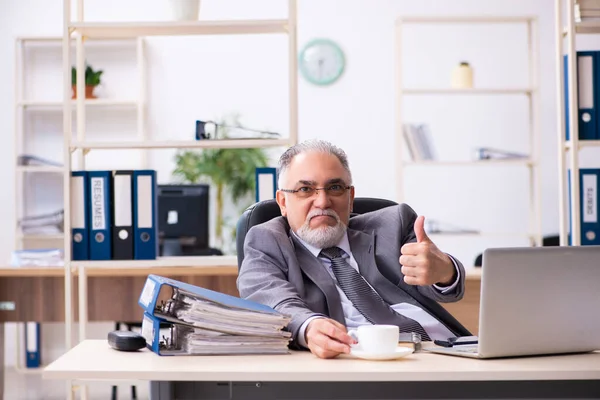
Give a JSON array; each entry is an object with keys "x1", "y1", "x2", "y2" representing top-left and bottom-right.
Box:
[{"x1": 280, "y1": 184, "x2": 353, "y2": 199}]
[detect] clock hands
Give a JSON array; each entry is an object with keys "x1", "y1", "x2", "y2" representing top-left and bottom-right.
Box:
[{"x1": 318, "y1": 58, "x2": 324, "y2": 80}]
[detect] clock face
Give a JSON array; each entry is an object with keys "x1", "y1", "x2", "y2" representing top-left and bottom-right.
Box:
[{"x1": 299, "y1": 39, "x2": 345, "y2": 86}]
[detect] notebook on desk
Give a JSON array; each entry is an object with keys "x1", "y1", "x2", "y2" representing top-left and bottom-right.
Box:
[{"x1": 426, "y1": 246, "x2": 600, "y2": 359}]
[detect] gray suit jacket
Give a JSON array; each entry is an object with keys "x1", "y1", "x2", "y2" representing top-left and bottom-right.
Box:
[{"x1": 237, "y1": 204, "x2": 471, "y2": 347}]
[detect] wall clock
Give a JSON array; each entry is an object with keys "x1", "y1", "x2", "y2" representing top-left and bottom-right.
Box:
[{"x1": 298, "y1": 38, "x2": 345, "y2": 86}]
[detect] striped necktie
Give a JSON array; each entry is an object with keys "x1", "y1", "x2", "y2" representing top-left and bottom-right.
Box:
[{"x1": 320, "y1": 246, "x2": 431, "y2": 341}]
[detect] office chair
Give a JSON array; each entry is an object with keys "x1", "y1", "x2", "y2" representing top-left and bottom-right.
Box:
[{"x1": 235, "y1": 197, "x2": 398, "y2": 268}]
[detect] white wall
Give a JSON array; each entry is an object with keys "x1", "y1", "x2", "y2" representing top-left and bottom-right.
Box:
[{"x1": 2, "y1": 0, "x2": 599, "y2": 368}]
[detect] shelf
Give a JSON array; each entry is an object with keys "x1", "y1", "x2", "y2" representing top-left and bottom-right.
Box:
[
  {"x1": 17, "y1": 234, "x2": 64, "y2": 240},
  {"x1": 71, "y1": 138, "x2": 290, "y2": 150},
  {"x1": 16, "y1": 166, "x2": 65, "y2": 173},
  {"x1": 404, "y1": 159, "x2": 534, "y2": 167},
  {"x1": 18, "y1": 100, "x2": 138, "y2": 108},
  {"x1": 563, "y1": 21, "x2": 600, "y2": 35},
  {"x1": 0, "y1": 260, "x2": 239, "y2": 277},
  {"x1": 398, "y1": 16, "x2": 535, "y2": 24},
  {"x1": 0, "y1": 267, "x2": 65, "y2": 278},
  {"x1": 17, "y1": 36, "x2": 138, "y2": 44},
  {"x1": 69, "y1": 20, "x2": 289, "y2": 38},
  {"x1": 71, "y1": 255, "x2": 238, "y2": 270},
  {"x1": 565, "y1": 140, "x2": 600, "y2": 150},
  {"x1": 402, "y1": 88, "x2": 535, "y2": 95}
]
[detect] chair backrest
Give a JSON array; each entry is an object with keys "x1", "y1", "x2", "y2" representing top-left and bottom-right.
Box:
[{"x1": 235, "y1": 197, "x2": 398, "y2": 269}]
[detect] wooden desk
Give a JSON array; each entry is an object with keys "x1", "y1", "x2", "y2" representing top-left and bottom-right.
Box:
[{"x1": 44, "y1": 340, "x2": 600, "y2": 400}]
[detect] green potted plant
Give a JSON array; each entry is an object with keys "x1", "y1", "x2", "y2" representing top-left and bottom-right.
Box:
[
  {"x1": 71, "y1": 64, "x2": 103, "y2": 99},
  {"x1": 173, "y1": 115, "x2": 272, "y2": 252}
]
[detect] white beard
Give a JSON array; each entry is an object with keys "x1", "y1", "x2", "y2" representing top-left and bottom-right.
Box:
[{"x1": 296, "y1": 209, "x2": 346, "y2": 249}]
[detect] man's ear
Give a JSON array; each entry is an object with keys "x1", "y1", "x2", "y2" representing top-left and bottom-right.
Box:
[{"x1": 276, "y1": 190, "x2": 287, "y2": 217}]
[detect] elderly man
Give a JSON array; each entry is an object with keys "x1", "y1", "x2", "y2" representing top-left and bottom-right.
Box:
[{"x1": 237, "y1": 139, "x2": 469, "y2": 359}]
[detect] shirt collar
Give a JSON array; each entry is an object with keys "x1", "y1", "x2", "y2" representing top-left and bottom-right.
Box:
[{"x1": 292, "y1": 229, "x2": 351, "y2": 258}]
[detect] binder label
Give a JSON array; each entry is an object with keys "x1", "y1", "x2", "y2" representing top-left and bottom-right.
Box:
[
  {"x1": 91, "y1": 177, "x2": 106, "y2": 230},
  {"x1": 114, "y1": 175, "x2": 132, "y2": 226},
  {"x1": 137, "y1": 176, "x2": 153, "y2": 228},
  {"x1": 583, "y1": 174, "x2": 598, "y2": 223},
  {"x1": 142, "y1": 315, "x2": 154, "y2": 346},
  {"x1": 71, "y1": 176, "x2": 85, "y2": 229},
  {"x1": 578, "y1": 55, "x2": 594, "y2": 108},
  {"x1": 139, "y1": 278, "x2": 156, "y2": 308}
]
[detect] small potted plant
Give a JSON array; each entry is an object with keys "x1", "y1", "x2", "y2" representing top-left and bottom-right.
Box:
[{"x1": 71, "y1": 65, "x2": 103, "y2": 99}]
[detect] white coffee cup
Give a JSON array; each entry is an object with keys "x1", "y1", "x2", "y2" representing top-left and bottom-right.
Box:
[{"x1": 347, "y1": 325, "x2": 399, "y2": 354}]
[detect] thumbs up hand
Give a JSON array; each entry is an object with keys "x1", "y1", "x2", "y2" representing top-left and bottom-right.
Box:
[{"x1": 399, "y1": 216, "x2": 456, "y2": 286}]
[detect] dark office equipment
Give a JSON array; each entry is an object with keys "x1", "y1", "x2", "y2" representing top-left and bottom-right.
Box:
[
  {"x1": 108, "y1": 330, "x2": 146, "y2": 352},
  {"x1": 473, "y1": 234, "x2": 560, "y2": 267},
  {"x1": 157, "y1": 184, "x2": 210, "y2": 256}
]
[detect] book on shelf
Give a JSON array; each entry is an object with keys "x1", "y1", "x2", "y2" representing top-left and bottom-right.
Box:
[
  {"x1": 139, "y1": 274, "x2": 291, "y2": 356},
  {"x1": 402, "y1": 124, "x2": 436, "y2": 161}
]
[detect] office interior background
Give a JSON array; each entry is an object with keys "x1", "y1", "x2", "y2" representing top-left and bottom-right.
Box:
[{"x1": 1, "y1": 0, "x2": 599, "y2": 395}]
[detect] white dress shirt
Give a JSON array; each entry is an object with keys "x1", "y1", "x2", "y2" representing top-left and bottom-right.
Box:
[{"x1": 294, "y1": 232, "x2": 459, "y2": 348}]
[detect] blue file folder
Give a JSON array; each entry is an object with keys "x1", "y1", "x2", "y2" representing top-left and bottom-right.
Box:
[
  {"x1": 24, "y1": 322, "x2": 41, "y2": 368},
  {"x1": 141, "y1": 312, "x2": 175, "y2": 355},
  {"x1": 138, "y1": 274, "x2": 282, "y2": 317},
  {"x1": 568, "y1": 169, "x2": 600, "y2": 245},
  {"x1": 71, "y1": 171, "x2": 90, "y2": 260},
  {"x1": 133, "y1": 170, "x2": 158, "y2": 260},
  {"x1": 564, "y1": 51, "x2": 600, "y2": 140},
  {"x1": 88, "y1": 171, "x2": 112, "y2": 260},
  {"x1": 255, "y1": 167, "x2": 277, "y2": 202}
]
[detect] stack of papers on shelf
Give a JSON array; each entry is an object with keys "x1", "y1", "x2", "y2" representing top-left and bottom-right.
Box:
[
  {"x1": 17, "y1": 154, "x2": 63, "y2": 167},
  {"x1": 473, "y1": 147, "x2": 528, "y2": 161},
  {"x1": 18, "y1": 210, "x2": 64, "y2": 234},
  {"x1": 10, "y1": 249, "x2": 64, "y2": 267},
  {"x1": 139, "y1": 274, "x2": 291, "y2": 356}
]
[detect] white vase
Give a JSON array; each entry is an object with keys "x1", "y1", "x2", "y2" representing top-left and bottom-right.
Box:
[
  {"x1": 451, "y1": 62, "x2": 474, "y2": 89},
  {"x1": 169, "y1": 0, "x2": 201, "y2": 21}
]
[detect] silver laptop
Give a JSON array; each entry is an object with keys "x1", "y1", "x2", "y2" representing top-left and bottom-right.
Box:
[{"x1": 426, "y1": 246, "x2": 600, "y2": 359}]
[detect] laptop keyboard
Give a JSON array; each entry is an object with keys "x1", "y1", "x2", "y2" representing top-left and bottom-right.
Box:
[{"x1": 452, "y1": 345, "x2": 478, "y2": 353}]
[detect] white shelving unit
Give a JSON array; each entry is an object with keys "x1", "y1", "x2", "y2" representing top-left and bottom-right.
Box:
[
  {"x1": 394, "y1": 16, "x2": 542, "y2": 247},
  {"x1": 62, "y1": 0, "x2": 298, "y2": 368},
  {"x1": 14, "y1": 36, "x2": 146, "y2": 252},
  {"x1": 13, "y1": 35, "x2": 146, "y2": 378},
  {"x1": 555, "y1": 0, "x2": 600, "y2": 245}
]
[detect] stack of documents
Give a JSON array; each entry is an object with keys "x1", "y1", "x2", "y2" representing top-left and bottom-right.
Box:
[
  {"x1": 18, "y1": 210, "x2": 64, "y2": 234},
  {"x1": 139, "y1": 274, "x2": 291, "y2": 356}
]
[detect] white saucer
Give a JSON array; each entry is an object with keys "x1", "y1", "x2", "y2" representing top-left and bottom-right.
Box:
[{"x1": 349, "y1": 347, "x2": 413, "y2": 361}]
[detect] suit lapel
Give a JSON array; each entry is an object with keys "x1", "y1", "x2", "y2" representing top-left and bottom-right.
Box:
[
  {"x1": 347, "y1": 228, "x2": 422, "y2": 301},
  {"x1": 289, "y1": 235, "x2": 346, "y2": 325}
]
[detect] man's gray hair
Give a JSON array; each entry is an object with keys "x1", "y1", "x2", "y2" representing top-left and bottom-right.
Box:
[{"x1": 277, "y1": 139, "x2": 352, "y2": 189}]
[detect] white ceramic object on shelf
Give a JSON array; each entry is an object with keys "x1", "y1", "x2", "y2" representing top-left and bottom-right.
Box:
[
  {"x1": 169, "y1": 0, "x2": 201, "y2": 21},
  {"x1": 451, "y1": 61, "x2": 474, "y2": 89}
]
